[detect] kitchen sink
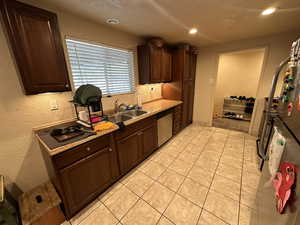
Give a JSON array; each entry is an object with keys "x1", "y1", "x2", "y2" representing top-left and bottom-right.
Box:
[
  {"x1": 124, "y1": 110, "x2": 148, "y2": 117},
  {"x1": 107, "y1": 110, "x2": 148, "y2": 123},
  {"x1": 107, "y1": 113, "x2": 132, "y2": 123}
]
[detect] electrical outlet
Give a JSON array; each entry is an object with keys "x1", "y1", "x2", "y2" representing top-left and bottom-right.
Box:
[{"x1": 50, "y1": 99, "x2": 59, "y2": 111}]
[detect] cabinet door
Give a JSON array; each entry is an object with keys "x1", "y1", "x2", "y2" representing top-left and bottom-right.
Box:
[
  {"x1": 161, "y1": 48, "x2": 172, "y2": 82},
  {"x1": 183, "y1": 51, "x2": 190, "y2": 81},
  {"x1": 149, "y1": 45, "x2": 162, "y2": 83},
  {"x1": 182, "y1": 81, "x2": 190, "y2": 128},
  {"x1": 187, "y1": 80, "x2": 196, "y2": 124},
  {"x1": 60, "y1": 147, "x2": 116, "y2": 215},
  {"x1": 140, "y1": 124, "x2": 158, "y2": 159},
  {"x1": 173, "y1": 105, "x2": 182, "y2": 135},
  {"x1": 189, "y1": 53, "x2": 197, "y2": 81},
  {"x1": 116, "y1": 132, "x2": 141, "y2": 174},
  {"x1": 1, "y1": 0, "x2": 70, "y2": 94}
]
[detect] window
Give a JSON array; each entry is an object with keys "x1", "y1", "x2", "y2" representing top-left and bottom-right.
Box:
[{"x1": 66, "y1": 39, "x2": 135, "y2": 95}]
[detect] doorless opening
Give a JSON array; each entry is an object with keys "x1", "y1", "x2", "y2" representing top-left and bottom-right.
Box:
[{"x1": 212, "y1": 48, "x2": 266, "y2": 133}]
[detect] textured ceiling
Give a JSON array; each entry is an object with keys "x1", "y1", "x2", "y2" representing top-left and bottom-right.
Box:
[{"x1": 40, "y1": 0, "x2": 300, "y2": 46}]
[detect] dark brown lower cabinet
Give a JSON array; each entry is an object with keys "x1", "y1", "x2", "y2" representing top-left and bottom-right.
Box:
[
  {"x1": 116, "y1": 132, "x2": 141, "y2": 175},
  {"x1": 59, "y1": 146, "x2": 116, "y2": 216},
  {"x1": 41, "y1": 134, "x2": 119, "y2": 219},
  {"x1": 173, "y1": 105, "x2": 182, "y2": 135},
  {"x1": 141, "y1": 123, "x2": 158, "y2": 158},
  {"x1": 115, "y1": 117, "x2": 158, "y2": 175},
  {"x1": 40, "y1": 116, "x2": 159, "y2": 219}
]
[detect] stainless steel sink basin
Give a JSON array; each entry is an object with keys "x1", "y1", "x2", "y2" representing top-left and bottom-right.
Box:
[
  {"x1": 124, "y1": 110, "x2": 148, "y2": 117},
  {"x1": 107, "y1": 110, "x2": 148, "y2": 123},
  {"x1": 107, "y1": 114, "x2": 132, "y2": 123}
]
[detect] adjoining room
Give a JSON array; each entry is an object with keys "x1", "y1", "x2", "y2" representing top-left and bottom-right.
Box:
[{"x1": 213, "y1": 48, "x2": 265, "y2": 132}]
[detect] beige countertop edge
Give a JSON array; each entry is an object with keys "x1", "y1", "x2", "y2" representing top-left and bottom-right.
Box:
[
  {"x1": 35, "y1": 99, "x2": 182, "y2": 156},
  {"x1": 35, "y1": 125, "x2": 119, "y2": 156}
]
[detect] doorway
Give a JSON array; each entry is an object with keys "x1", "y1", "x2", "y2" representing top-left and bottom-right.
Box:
[{"x1": 212, "y1": 48, "x2": 266, "y2": 133}]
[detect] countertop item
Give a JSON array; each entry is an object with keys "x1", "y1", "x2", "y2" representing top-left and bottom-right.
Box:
[
  {"x1": 93, "y1": 122, "x2": 115, "y2": 131},
  {"x1": 35, "y1": 99, "x2": 182, "y2": 156}
]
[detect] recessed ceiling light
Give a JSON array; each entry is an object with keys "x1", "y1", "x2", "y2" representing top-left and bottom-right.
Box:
[
  {"x1": 262, "y1": 8, "x2": 276, "y2": 15},
  {"x1": 189, "y1": 28, "x2": 198, "y2": 35},
  {"x1": 106, "y1": 18, "x2": 120, "y2": 24}
]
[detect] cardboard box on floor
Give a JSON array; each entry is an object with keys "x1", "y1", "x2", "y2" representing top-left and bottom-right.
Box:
[{"x1": 18, "y1": 181, "x2": 65, "y2": 225}]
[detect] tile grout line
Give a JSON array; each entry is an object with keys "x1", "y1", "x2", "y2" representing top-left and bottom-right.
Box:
[
  {"x1": 100, "y1": 129, "x2": 192, "y2": 223},
  {"x1": 237, "y1": 135, "x2": 246, "y2": 225},
  {"x1": 111, "y1": 125, "x2": 196, "y2": 224},
  {"x1": 196, "y1": 129, "x2": 230, "y2": 225},
  {"x1": 73, "y1": 128, "x2": 211, "y2": 225},
  {"x1": 70, "y1": 126, "x2": 248, "y2": 225},
  {"x1": 171, "y1": 127, "x2": 231, "y2": 223},
  {"x1": 199, "y1": 131, "x2": 247, "y2": 224},
  {"x1": 154, "y1": 125, "x2": 203, "y2": 225},
  {"x1": 154, "y1": 125, "x2": 213, "y2": 225},
  {"x1": 72, "y1": 199, "x2": 105, "y2": 225}
]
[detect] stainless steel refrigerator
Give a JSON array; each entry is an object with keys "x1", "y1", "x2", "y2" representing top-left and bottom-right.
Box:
[{"x1": 254, "y1": 38, "x2": 300, "y2": 225}]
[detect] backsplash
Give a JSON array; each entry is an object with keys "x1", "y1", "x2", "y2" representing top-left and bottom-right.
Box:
[
  {"x1": 136, "y1": 83, "x2": 162, "y2": 103},
  {"x1": 100, "y1": 84, "x2": 162, "y2": 111}
]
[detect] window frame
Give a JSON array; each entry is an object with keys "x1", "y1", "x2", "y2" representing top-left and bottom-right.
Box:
[{"x1": 64, "y1": 36, "x2": 136, "y2": 96}]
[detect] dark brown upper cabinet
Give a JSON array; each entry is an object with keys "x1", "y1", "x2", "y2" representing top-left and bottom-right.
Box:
[
  {"x1": 0, "y1": 0, "x2": 71, "y2": 95},
  {"x1": 161, "y1": 48, "x2": 172, "y2": 82},
  {"x1": 138, "y1": 38, "x2": 172, "y2": 84}
]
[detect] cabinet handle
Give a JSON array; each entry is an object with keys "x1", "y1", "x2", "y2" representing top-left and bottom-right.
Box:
[
  {"x1": 108, "y1": 148, "x2": 113, "y2": 152},
  {"x1": 86, "y1": 147, "x2": 91, "y2": 151},
  {"x1": 65, "y1": 84, "x2": 69, "y2": 88}
]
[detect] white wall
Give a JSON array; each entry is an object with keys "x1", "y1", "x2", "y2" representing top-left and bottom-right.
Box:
[
  {"x1": 0, "y1": 0, "x2": 161, "y2": 193},
  {"x1": 193, "y1": 32, "x2": 300, "y2": 135},
  {"x1": 214, "y1": 49, "x2": 265, "y2": 115}
]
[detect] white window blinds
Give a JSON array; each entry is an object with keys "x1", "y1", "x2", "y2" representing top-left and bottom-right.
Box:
[{"x1": 66, "y1": 39, "x2": 135, "y2": 95}]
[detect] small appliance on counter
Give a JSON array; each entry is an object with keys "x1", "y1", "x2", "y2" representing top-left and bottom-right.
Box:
[{"x1": 72, "y1": 84, "x2": 104, "y2": 128}]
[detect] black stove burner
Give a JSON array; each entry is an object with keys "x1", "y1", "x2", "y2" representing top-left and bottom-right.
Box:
[{"x1": 50, "y1": 125, "x2": 85, "y2": 142}]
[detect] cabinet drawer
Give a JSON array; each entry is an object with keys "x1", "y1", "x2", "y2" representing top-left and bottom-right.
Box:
[
  {"x1": 53, "y1": 135, "x2": 110, "y2": 169},
  {"x1": 115, "y1": 116, "x2": 155, "y2": 140}
]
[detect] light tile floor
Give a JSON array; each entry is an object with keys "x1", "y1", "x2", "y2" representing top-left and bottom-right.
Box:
[{"x1": 61, "y1": 124, "x2": 261, "y2": 225}]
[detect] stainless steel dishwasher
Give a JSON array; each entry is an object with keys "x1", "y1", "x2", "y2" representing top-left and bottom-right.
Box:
[{"x1": 157, "y1": 109, "x2": 173, "y2": 147}]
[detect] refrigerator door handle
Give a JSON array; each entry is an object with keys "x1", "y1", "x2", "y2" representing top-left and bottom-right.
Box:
[
  {"x1": 258, "y1": 114, "x2": 275, "y2": 171},
  {"x1": 256, "y1": 139, "x2": 264, "y2": 159},
  {"x1": 258, "y1": 57, "x2": 290, "y2": 162}
]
